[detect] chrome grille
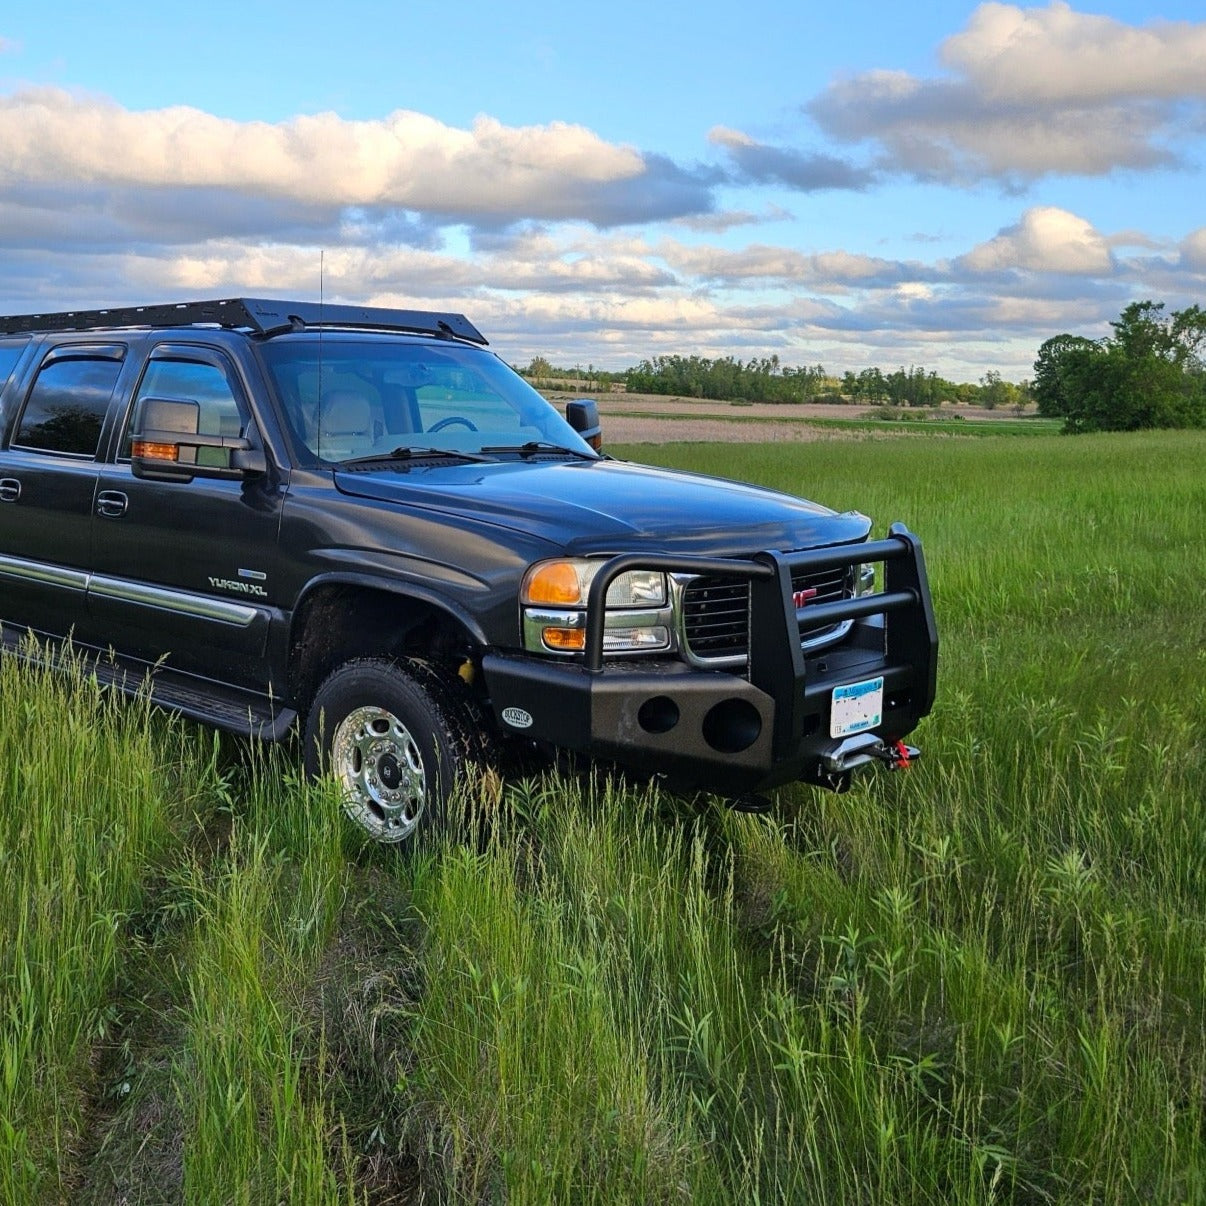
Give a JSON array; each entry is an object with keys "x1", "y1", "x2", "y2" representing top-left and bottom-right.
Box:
[
  {"x1": 682, "y1": 564, "x2": 854, "y2": 661},
  {"x1": 681, "y1": 577, "x2": 750, "y2": 657}
]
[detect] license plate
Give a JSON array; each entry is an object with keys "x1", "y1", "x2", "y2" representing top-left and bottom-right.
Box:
[{"x1": 830, "y1": 676, "x2": 884, "y2": 738}]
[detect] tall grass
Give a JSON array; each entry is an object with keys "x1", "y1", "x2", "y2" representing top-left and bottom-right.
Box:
[
  {"x1": 402, "y1": 795, "x2": 709, "y2": 1202},
  {"x1": 83, "y1": 751, "x2": 357, "y2": 1202},
  {"x1": 3, "y1": 429, "x2": 1202, "y2": 1202},
  {"x1": 173, "y1": 766, "x2": 353, "y2": 1203},
  {"x1": 385, "y1": 430, "x2": 1204, "y2": 1201},
  {"x1": 395, "y1": 740, "x2": 1201, "y2": 1201},
  {"x1": 0, "y1": 644, "x2": 356, "y2": 1201},
  {"x1": 0, "y1": 641, "x2": 216, "y2": 1200}
]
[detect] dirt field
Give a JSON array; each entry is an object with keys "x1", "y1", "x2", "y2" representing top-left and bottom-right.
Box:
[{"x1": 551, "y1": 391, "x2": 1017, "y2": 444}]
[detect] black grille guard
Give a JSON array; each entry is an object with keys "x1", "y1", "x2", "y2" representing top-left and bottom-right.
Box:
[{"x1": 582, "y1": 523, "x2": 938, "y2": 760}]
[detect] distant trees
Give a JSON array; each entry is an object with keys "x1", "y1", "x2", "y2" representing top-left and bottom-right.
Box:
[
  {"x1": 519, "y1": 357, "x2": 621, "y2": 390},
  {"x1": 1033, "y1": 302, "x2": 1206, "y2": 432},
  {"x1": 978, "y1": 370, "x2": 1022, "y2": 411},
  {"x1": 525, "y1": 351, "x2": 1032, "y2": 410},
  {"x1": 842, "y1": 368, "x2": 886, "y2": 402},
  {"x1": 884, "y1": 366, "x2": 947, "y2": 408},
  {"x1": 625, "y1": 355, "x2": 829, "y2": 404},
  {"x1": 623, "y1": 355, "x2": 992, "y2": 407}
]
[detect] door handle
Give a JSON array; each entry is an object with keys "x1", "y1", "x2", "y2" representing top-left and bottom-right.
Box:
[
  {"x1": 0, "y1": 478, "x2": 20, "y2": 503},
  {"x1": 96, "y1": 490, "x2": 128, "y2": 518}
]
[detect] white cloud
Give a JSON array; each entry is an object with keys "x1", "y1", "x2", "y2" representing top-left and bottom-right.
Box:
[
  {"x1": 34, "y1": 230, "x2": 677, "y2": 313},
  {"x1": 708, "y1": 126, "x2": 755, "y2": 151},
  {"x1": 0, "y1": 87, "x2": 717, "y2": 228},
  {"x1": 672, "y1": 209, "x2": 775, "y2": 234},
  {"x1": 5, "y1": 194, "x2": 1167, "y2": 377},
  {"x1": 656, "y1": 239, "x2": 924, "y2": 290},
  {"x1": 1105, "y1": 229, "x2": 1164, "y2": 253},
  {"x1": 809, "y1": 2, "x2": 1206, "y2": 180},
  {"x1": 960, "y1": 207, "x2": 1113, "y2": 274},
  {"x1": 942, "y1": 2, "x2": 1206, "y2": 103}
]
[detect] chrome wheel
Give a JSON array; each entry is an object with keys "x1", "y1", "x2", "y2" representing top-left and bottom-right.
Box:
[
  {"x1": 306, "y1": 657, "x2": 488, "y2": 847},
  {"x1": 330, "y1": 704, "x2": 427, "y2": 843}
]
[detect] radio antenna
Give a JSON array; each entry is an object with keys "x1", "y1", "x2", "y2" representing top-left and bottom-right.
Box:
[{"x1": 316, "y1": 250, "x2": 325, "y2": 460}]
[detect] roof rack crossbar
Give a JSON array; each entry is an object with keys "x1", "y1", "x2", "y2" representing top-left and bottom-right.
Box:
[{"x1": 0, "y1": 297, "x2": 489, "y2": 344}]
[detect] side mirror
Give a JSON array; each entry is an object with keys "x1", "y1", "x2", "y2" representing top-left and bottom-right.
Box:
[
  {"x1": 130, "y1": 397, "x2": 266, "y2": 481},
  {"x1": 565, "y1": 399, "x2": 602, "y2": 452}
]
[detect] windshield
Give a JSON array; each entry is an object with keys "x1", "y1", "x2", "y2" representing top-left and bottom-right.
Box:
[{"x1": 258, "y1": 336, "x2": 595, "y2": 464}]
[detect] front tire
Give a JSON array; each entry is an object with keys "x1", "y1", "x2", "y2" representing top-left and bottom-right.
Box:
[{"x1": 304, "y1": 658, "x2": 477, "y2": 844}]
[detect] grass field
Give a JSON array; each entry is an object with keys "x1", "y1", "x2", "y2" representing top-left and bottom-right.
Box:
[{"x1": 2, "y1": 429, "x2": 1203, "y2": 1203}]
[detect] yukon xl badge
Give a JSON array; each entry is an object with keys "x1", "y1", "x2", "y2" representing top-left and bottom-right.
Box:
[
  {"x1": 208, "y1": 576, "x2": 268, "y2": 598},
  {"x1": 502, "y1": 706, "x2": 533, "y2": 730}
]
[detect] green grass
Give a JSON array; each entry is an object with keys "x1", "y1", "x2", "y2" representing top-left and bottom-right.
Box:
[
  {"x1": 2, "y1": 429, "x2": 1202, "y2": 1201},
  {"x1": 0, "y1": 643, "x2": 217, "y2": 1200}
]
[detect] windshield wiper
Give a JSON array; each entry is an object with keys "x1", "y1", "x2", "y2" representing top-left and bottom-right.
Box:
[
  {"x1": 338, "y1": 445, "x2": 494, "y2": 466},
  {"x1": 481, "y1": 441, "x2": 598, "y2": 461}
]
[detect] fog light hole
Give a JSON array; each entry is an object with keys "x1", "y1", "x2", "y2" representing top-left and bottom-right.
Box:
[
  {"x1": 638, "y1": 695, "x2": 680, "y2": 734},
  {"x1": 702, "y1": 698, "x2": 763, "y2": 754}
]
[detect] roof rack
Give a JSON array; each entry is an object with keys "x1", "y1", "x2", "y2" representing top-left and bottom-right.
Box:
[{"x1": 0, "y1": 297, "x2": 489, "y2": 344}]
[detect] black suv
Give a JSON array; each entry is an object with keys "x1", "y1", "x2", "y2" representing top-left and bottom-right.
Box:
[{"x1": 0, "y1": 298, "x2": 937, "y2": 842}]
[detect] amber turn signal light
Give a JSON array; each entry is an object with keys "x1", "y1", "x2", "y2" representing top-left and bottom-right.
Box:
[
  {"x1": 131, "y1": 440, "x2": 179, "y2": 462},
  {"x1": 542, "y1": 627, "x2": 586, "y2": 651}
]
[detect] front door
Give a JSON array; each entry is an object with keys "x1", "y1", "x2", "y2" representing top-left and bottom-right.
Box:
[{"x1": 89, "y1": 344, "x2": 284, "y2": 692}]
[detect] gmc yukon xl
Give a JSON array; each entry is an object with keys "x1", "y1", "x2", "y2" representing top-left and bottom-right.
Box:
[{"x1": 0, "y1": 298, "x2": 937, "y2": 842}]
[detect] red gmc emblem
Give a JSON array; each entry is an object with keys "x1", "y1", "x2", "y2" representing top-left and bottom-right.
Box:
[{"x1": 792, "y1": 587, "x2": 818, "y2": 609}]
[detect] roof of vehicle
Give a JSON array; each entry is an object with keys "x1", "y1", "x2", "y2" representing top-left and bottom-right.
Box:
[{"x1": 0, "y1": 297, "x2": 488, "y2": 345}]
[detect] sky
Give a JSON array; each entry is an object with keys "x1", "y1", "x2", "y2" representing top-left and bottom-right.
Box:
[{"x1": 1, "y1": 0, "x2": 1204, "y2": 380}]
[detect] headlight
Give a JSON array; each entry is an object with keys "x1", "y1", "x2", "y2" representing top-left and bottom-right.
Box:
[
  {"x1": 522, "y1": 560, "x2": 667, "y2": 609},
  {"x1": 521, "y1": 558, "x2": 670, "y2": 655}
]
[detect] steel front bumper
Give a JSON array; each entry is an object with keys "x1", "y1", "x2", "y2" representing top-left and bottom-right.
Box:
[{"x1": 482, "y1": 524, "x2": 938, "y2": 797}]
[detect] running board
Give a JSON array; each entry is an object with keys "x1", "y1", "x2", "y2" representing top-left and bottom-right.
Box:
[{"x1": 0, "y1": 627, "x2": 296, "y2": 741}]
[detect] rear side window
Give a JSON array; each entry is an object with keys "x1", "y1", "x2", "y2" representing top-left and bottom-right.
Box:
[{"x1": 13, "y1": 353, "x2": 124, "y2": 457}]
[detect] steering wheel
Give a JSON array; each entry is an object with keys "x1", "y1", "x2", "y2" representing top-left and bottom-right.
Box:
[{"x1": 427, "y1": 415, "x2": 478, "y2": 433}]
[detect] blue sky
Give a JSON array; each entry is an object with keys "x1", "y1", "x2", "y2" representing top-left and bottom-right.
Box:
[{"x1": 2, "y1": 1, "x2": 1204, "y2": 379}]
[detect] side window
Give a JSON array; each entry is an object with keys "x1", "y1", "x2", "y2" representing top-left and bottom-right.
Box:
[
  {"x1": 124, "y1": 358, "x2": 247, "y2": 466},
  {"x1": 13, "y1": 354, "x2": 123, "y2": 457},
  {"x1": 0, "y1": 342, "x2": 25, "y2": 389}
]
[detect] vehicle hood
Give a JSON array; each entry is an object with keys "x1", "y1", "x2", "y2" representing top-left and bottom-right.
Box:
[{"x1": 332, "y1": 458, "x2": 872, "y2": 554}]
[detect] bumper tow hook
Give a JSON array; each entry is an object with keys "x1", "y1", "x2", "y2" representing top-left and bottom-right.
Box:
[{"x1": 879, "y1": 740, "x2": 920, "y2": 770}]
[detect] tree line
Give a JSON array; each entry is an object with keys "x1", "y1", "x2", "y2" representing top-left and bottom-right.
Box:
[
  {"x1": 624, "y1": 355, "x2": 829, "y2": 404},
  {"x1": 523, "y1": 354, "x2": 1026, "y2": 409}
]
